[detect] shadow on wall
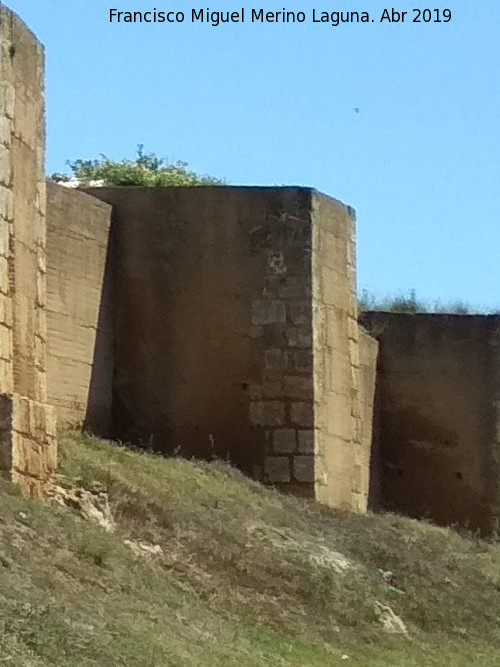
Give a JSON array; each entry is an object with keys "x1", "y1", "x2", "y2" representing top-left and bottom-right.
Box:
[
  {"x1": 83, "y1": 215, "x2": 114, "y2": 439},
  {"x1": 367, "y1": 355, "x2": 382, "y2": 510}
]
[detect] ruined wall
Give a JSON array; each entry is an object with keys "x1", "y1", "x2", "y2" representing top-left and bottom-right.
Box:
[
  {"x1": 85, "y1": 187, "x2": 312, "y2": 486},
  {"x1": 84, "y1": 186, "x2": 369, "y2": 508},
  {"x1": 46, "y1": 182, "x2": 113, "y2": 435},
  {"x1": 311, "y1": 194, "x2": 369, "y2": 510},
  {"x1": 0, "y1": 6, "x2": 56, "y2": 495},
  {"x1": 360, "y1": 312, "x2": 500, "y2": 534}
]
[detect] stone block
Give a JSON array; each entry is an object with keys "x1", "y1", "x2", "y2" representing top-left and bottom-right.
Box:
[
  {"x1": 249, "y1": 400, "x2": 285, "y2": 426},
  {"x1": 273, "y1": 428, "x2": 297, "y2": 454},
  {"x1": 286, "y1": 328, "x2": 312, "y2": 348},
  {"x1": 297, "y1": 429, "x2": 314, "y2": 453},
  {"x1": 284, "y1": 375, "x2": 313, "y2": 400},
  {"x1": 290, "y1": 401, "x2": 313, "y2": 427},
  {"x1": 277, "y1": 276, "x2": 310, "y2": 299},
  {"x1": 264, "y1": 349, "x2": 286, "y2": 371},
  {"x1": 0, "y1": 255, "x2": 9, "y2": 294},
  {"x1": 249, "y1": 382, "x2": 283, "y2": 399},
  {"x1": 0, "y1": 144, "x2": 11, "y2": 186},
  {"x1": 0, "y1": 358, "x2": 13, "y2": 394},
  {"x1": 0, "y1": 83, "x2": 15, "y2": 120},
  {"x1": 265, "y1": 456, "x2": 291, "y2": 483},
  {"x1": 0, "y1": 117, "x2": 10, "y2": 149},
  {"x1": 293, "y1": 456, "x2": 314, "y2": 483},
  {"x1": 0, "y1": 185, "x2": 13, "y2": 222},
  {"x1": 11, "y1": 394, "x2": 30, "y2": 434},
  {"x1": 0, "y1": 323, "x2": 12, "y2": 360},
  {"x1": 289, "y1": 301, "x2": 311, "y2": 325},
  {"x1": 288, "y1": 350, "x2": 313, "y2": 373},
  {"x1": 12, "y1": 432, "x2": 45, "y2": 478},
  {"x1": 44, "y1": 403, "x2": 58, "y2": 438},
  {"x1": 0, "y1": 293, "x2": 13, "y2": 327},
  {"x1": 251, "y1": 299, "x2": 286, "y2": 325},
  {"x1": 45, "y1": 432, "x2": 58, "y2": 471},
  {"x1": 0, "y1": 393, "x2": 13, "y2": 432}
]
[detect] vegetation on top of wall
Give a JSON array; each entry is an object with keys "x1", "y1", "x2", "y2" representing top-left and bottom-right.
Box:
[
  {"x1": 358, "y1": 289, "x2": 498, "y2": 315},
  {"x1": 52, "y1": 145, "x2": 225, "y2": 187}
]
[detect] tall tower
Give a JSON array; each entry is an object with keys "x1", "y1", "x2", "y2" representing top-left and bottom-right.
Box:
[{"x1": 0, "y1": 5, "x2": 56, "y2": 495}]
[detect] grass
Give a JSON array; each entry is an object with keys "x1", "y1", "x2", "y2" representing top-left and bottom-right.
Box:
[
  {"x1": 0, "y1": 431, "x2": 500, "y2": 665},
  {"x1": 358, "y1": 288, "x2": 500, "y2": 315}
]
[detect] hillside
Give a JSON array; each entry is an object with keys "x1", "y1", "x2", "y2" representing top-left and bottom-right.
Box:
[{"x1": 0, "y1": 433, "x2": 499, "y2": 666}]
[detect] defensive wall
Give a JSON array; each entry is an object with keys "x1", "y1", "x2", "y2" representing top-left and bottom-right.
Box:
[
  {"x1": 360, "y1": 312, "x2": 500, "y2": 534},
  {"x1": 49, "y1": 185, "x2": 377, "y2": 511},
  {"x1": 0, "y1": 5, "x2": 56, "y2": 497},
  {"x1": 2, "y1": 4, "x2": 500, "y2": 533}
]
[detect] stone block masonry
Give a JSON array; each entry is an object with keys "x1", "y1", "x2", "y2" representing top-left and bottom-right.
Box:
[{"x1": 0, "y1": 5, "x2": 56, "y2": 496}]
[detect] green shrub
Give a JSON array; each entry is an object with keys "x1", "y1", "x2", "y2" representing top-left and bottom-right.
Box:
[{"x1": 64, "y1": 145, "x2": 224, "y2": 187}]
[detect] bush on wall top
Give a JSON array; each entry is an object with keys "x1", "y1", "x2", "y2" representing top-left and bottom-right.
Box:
[{"x1": 51, "y1": 145, "x2": 225, "y2": 188}]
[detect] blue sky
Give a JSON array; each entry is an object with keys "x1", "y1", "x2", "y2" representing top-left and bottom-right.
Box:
[{"x1": 6, "y1": 1, "x2": 500, "y2": 308}]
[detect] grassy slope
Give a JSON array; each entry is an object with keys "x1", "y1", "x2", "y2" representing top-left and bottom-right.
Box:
[{"x1": 1, "y1": 433, "x2": 500, "y2": 666}]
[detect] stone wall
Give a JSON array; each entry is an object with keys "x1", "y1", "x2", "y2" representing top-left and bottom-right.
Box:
[
  {"x1": 358, "y1": 327, "x2": 379, "y2": 511},
  {"x1": 360, "y1": 312, "x2": 500, "y2": 534},
  {"x1": 0, "y1": 6, "x2": 56, "y2": 496},
  {"x1": 46, "y1": 182, "x2": 113, "y2": 435},
  {"x1": 84, "y1": 186, "x2": 373, "y2": 508},
  {"x1": 311, "y1": 195, "x2": 371, "y2": 511},
  {"x1": 85, "y1": 187, "x2": 313, "y2": 483}
]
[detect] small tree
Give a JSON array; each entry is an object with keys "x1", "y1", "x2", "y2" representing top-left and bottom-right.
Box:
[{"x1": 61, "y1": 145, "x2": 224, "y2": 187}]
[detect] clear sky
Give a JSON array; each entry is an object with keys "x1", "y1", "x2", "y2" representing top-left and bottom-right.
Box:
[{"x1": 5, "y1": 1, "x2": 500, "y2": 308}]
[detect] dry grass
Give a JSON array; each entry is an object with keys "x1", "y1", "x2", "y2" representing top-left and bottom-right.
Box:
[{"x1": 0, "y1": 431, "x2": 499, "y2": 665}]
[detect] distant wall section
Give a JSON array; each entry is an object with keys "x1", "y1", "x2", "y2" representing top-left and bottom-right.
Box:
[
  {"x1": 46, "y1": 182, "x2": 113, "y2": 435},
  {"x1": 360, "y1": 312, "x2": 500, "y2": 534}
]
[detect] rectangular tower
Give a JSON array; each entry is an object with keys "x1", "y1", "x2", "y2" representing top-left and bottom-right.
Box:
[{"x1": 0, "y1": 6, "x2": 56, "y2": 496}]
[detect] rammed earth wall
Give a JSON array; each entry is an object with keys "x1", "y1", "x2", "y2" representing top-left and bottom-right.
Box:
[
  {"x1": 46, "y1": 181, "x2": 113, "y2": 436},
  {"x1": 0, "y1": 6, "x2": 56, "y2": 496},
  {"x1": 15, "y1": 3, "x2": 499, "y2": 533},
  {"x1": 82, "y1": 186, "x2": 377, "y2": 509},
  {"x1": 360, "y1": 312, "x2": 500, "y2": 534}
]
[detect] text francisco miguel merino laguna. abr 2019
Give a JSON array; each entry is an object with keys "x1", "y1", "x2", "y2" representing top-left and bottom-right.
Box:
[{"x1": 109, "y1": 8, "x2": 453, "y2": 26}]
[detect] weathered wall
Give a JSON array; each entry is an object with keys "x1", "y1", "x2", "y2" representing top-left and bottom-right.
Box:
[
  {"x1": 0, "y1": 6, "x2": 56, "y2": 496},
  {"x1": 358, "y1": 327, "x2": 379, "y2": 510},
  {"x1": 311, "y1": 194, "x2": 368, "y2": 510},
  {"x1": 360, "y1": 312, "x2": 500, "y2": 534},
  {"x1": 85, "y1": 187, "x2": 314, "y2": 487},
  {"x1": 46, "y1": 181, "x2": 113, "y2": 434},
  {"x1": 84, "y1": 186, "x2": 370, "y2": 508}
]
